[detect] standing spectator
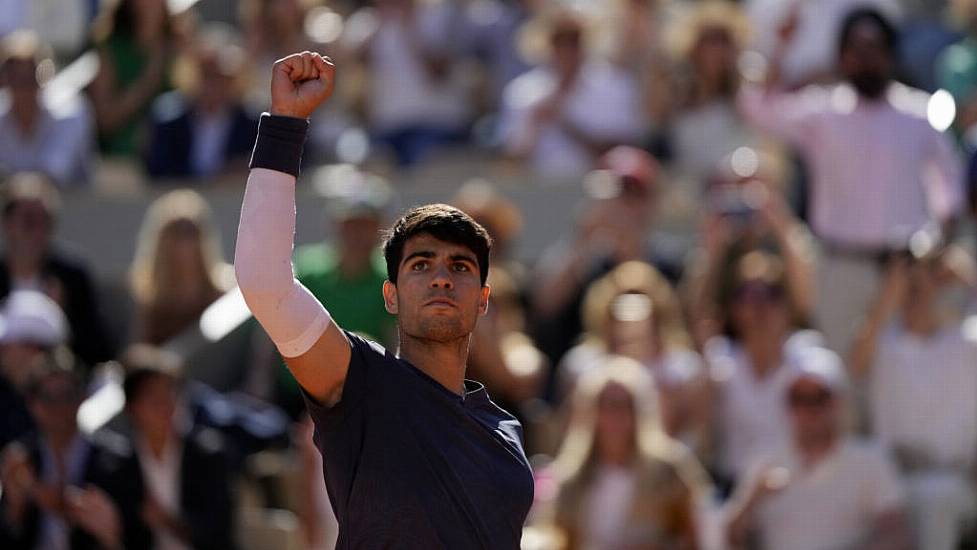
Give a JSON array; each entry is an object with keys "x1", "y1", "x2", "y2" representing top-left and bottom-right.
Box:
[
  {"x1": 499, "y1": 9, "x2": 645, "y2": 178},
  {"x1": 537, "y1": 355, "x2": 710, "y2": 549},
  {"x1": 561, "y1": 261, "x2": 711, "y2": 457},
  {"x1": 122, "y1": 346, "x2": 236, "y2": 550},
  {"x1": 0, "y1": 174, "x2": 114, "y2": 366},
  {"x1": 740, "y1": 7, "x2": 964, "y2": 353},
  {"x1": 0, "y1": 354, "x2": 149, "y2": 550},
  {"x1": 129, "y1": 189, "x2": 233, "y2": 346},
  {"x1": 0, "y1": 31, "x2": 94, "y2": 187},
  {"x1": 144, "y1": 25, "x2": 258, "y2": 180},
  {"x1": 725, "y1": 347, "x2": 911, "y2": 550},
  {"x1": 0, "y1": 290, "x2": 68, "y2": 449},
  {"x1": 345, "y1": 0, "x2": 472, "y2": 166},
  {"x1": 849, "y1": 250, "x2": 977, "y2": 550},
  {"x1": 88, "y1": 0, "x2": 183, "y2": 158}
]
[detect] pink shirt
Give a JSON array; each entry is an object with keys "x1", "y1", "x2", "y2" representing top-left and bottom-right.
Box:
[{"x1": 740, "y1": 82, "x2": 963, "y2": 248}]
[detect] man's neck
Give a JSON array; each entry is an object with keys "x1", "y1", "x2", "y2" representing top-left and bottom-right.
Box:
[
  {"x1": 796, "y1": 435, "x2": 838, "y2": 469},
  {"x1": 398, "y1": 333, "x2": 470, "y2": 396}
]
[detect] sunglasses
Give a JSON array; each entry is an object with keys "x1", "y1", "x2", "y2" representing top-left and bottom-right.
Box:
[
  {"x1": 733, "y1": 283, "x2": 785, "y2": 304},
  {"x1": 787, "y1": 389, "x2": 833, "y2": 409}
]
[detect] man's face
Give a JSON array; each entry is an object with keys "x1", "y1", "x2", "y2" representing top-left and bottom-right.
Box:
[
  {"x1": 3, "y1": 199, "x2": 53, "y2": 259},
  {"x1": 787, "y1": 378, "x2": 838, "y2": 444},
  {"x1": 129, "y1": 374, "x2": 178, "y2": 439},
  {"x1": 29, "y1": 373, "x2": 82, "y2": 438},
  {"x1": 839, "y1": 20, "x2": 893, "y2": 99},
  {"x1": 382, "y1": 233, "x2": 489, "y2": 343}
]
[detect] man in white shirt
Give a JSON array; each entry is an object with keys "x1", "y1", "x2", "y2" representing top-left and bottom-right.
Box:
[
  {"x1": 739, "y1": 8, "x2": 964, "y2": 353},
  {"x1": 498, "y1": 10, "x2": 645, "y2": 179},
  {"x1": 725, "y1": 347, "x2": 911, "y2": 550},
  {"x1": 849, "y1": 248, "x2": 977, "y2": 550}
]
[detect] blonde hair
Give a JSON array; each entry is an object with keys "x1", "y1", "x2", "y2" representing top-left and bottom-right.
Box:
[
  {"x1": 129, "y1": 189, "x2": 229, "y2": 306},
  {"x1": 581, "y1": 261, "x2": 691, "y2": 352},
  {"x1": 550, "y1": 355, "x2": 677, "y2": 483}
]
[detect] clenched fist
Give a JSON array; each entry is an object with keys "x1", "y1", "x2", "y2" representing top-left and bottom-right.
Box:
[{"x1": 270, "y1": 51, "x2": 335, "y2": 119}]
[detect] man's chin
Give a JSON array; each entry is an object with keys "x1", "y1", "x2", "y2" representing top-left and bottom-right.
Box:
[{"x1": 413, "y1": 317, "x2": 469, "y2": 343}]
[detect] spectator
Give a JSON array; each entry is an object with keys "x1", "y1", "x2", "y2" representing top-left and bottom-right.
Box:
[
  {"x1": 663, "y1": 2, "x2": 764, "y2": 192},
  {"x1": 122, "y1": 346, "x2": 236, "y2": 550},
  {"x1": 344, "y1": 0, "x2": 472, "y2": 166},
  {"x1": 0, "y1": 31, "x2": 94, "y2": 187},
  {"x1": 499, "y1": 8, "x2": 645, "y2": 178},
  {"x1": 0, "y1": 174, "x2": 114, "y2": 366},
  {"x1": 700, "y1": 250, "x2": 820, "y2": 487},
  {"x1": 0, "y1": 0, "x2": 91, "y2": 62},
  {"x1": 144, "y1": 25, "x2": 258, "y2": 180},
  {"x1": 462, "y1": 0, "x2": 534, "y2": 110},
  {"x1": 530, "y1": 146, "x2": 677, "y2": 375},
  {"x1": 739, "y1": 7, "x2": 964, "y2": 353},
  {"x1": 88, "y1": 0, "x2": 184, "y2": 158},
  {"x1": 725, "y1": 347, "x2": 911, "y2": 550},
  {"x1": 536, "y1": 355, "x2": 710, "y2": 549},
  {"x1": 561, "y1": 261, "x2": 711, "y2": 457},
  {"x1": 0, "y1": 353, "x2": 148, "y2": 549},
  {"x1": 129, "y1": 189, "x2": 233, "y2": 346},
  {"x1": 936, "y1": 0, "x2": 977, "y2": 148},
  {"x1": 849, "y1": 249, "x2": 977, "y2": 550},
  {"x1": 0, "y1": 290, "x2": 68, "y2": 449}
]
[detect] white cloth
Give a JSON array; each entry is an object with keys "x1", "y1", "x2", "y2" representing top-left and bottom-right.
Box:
[
  {"x1": 740, "y1": 82, "x2": 963, "y2": 248},
  {"x1": 582, "y1": 465, "x2": 637, "y2": 550},
  {"x1": 905, "y1": 471, "x2": 977, "y2": 550},
  {"x1": 365, "y1": 6, "x2": 471, "y2": 132},
  {"x1": 136, "y1": 436, "x2": 187, "y2": 550},
  {"x1": 0, "y1": 93, "x2": 93, "y2": 187},
  {"x1": 706, "y1": 332, "x2": 820, "y2": 479},
  {"x1": 671, "y1": 100, "x2": 760, "y2": 192},
  {"x1": 752, "y1": 439, "x2": 906, "y2": 550},
  {"x1": 870, "y1": 319, "x2": 977, "y2": 469},
  {"x1": 814, "y1": 249, "x2": 882, "y2": 354},
  {"x1": 744, "y1": 0, "x2": 901, "y2": 88},
  {"x1": 499, "y1": 60, "x2": 645, "y2": 179},
  {"x1": 235, "y1": 168, "x2": 332, "y2": 358}
]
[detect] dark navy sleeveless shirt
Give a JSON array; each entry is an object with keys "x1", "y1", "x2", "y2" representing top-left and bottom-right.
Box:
[{"x1": 303, "y1": 332, "x2": 535, "y2": 549}]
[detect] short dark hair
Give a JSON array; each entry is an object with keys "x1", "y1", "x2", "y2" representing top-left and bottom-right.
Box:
[
  {"x1": 837, "y1": 8, "x2": 898, "y2": 59},
  {"x1": 382, "y1": 204, "x2": 492, "y2": 286},
  {"x1": 121, "y1": 344, "x2": 184, "y2": 405}
]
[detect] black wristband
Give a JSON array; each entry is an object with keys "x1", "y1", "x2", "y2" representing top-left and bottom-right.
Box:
[{"x1": 249, "y1": 113, "x2": 310, "y2": 178}]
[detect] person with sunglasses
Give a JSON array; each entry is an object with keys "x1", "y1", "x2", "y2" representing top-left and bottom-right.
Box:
[{"x1": 725, "y1": 347, "x2": 911, "y2": 550}]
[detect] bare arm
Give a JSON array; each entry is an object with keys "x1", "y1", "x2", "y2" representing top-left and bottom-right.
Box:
[
  {"x1": 235, "y1": 52, "x2": 352, "y2": 406},
  {"x1": 847, "y1": 259, "x2": 907, "y2": 379}
]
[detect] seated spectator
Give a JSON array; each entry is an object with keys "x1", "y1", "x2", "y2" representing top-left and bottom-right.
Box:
[
  {"x1": 144, "y1": 25, "x2": 258, "y2": 180},
  {"x1": 0, "y1": 290, "x2": 68, "y2": 449},
  {"x1": 88, "y1": 0, "x2": 185, "y2": 158},
  {"x1": 663, "y1": 2, "x2": 765, "y2": 192},
  {"x1": 530, "y1": 146, "x2": 679, "y2": 377},
  {"x1": 739, "y1": 7, "x2": 964, "y2": 353},
  {"x1": 850, "y1": 247, "x2": 977, "y2": 550},
  {"x1": 122, "y1": 346, "x2": 236, "y2": 549},
  {"x1": 499, "y1": 9, "x2": 645, "y2": 178},
  {"x1": 0, "y1": 31, "x2": 94, "y2": 187},
  {"x1": 561, "y1": 261, "x2": 711, "y2": 457},
  {"x1": 345, "y1": 0, "x2": 472, "y2": 166},
  {"x1": 129, "y1": 189, "x2": 233, "y2": 346},
  {"x1": 725, "y1": 347, "x2": 911, "y2": 550},
  {"x1": 699, "y1": 250, "x2": 820, "y2": 487},
  {"x1": 535, "y1": 355, "x2": 710, "y2": 549},
  {"x1": 0, "y1": 174, "x2": 114, "y2": 366},
  {"x1": 0, "y1": 352, "x2": 148, "y2": 549}
]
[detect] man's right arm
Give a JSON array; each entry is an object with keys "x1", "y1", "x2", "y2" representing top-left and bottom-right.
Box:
[{"x1": 235, "y1": 52, "x2": 352, "y2": 407}]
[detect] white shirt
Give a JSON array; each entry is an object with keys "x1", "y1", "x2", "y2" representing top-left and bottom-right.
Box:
[
  {"x1": 136, "y1": 436, "x2": 188, "y2": 550},
  {"x1": 740, "y1": 82, "x2": 963, "y2": 248},
  {"x1": 870, "y1": 318, "x2": 977, "y2": 469},
  {"x1": 671, "y1": 100, "x2": 760, "y2": 192},
  {"x1": 190, "y1": 109, "x2": 232, "y2": 177},
  {"x1": 752, "y1": 439, "x2": 905, "y2": 550},
  {"x1": 707, "y1": 332, "x2": 821, "y2": 478},
  {"x1": 582, "y1": 465, "x2": 637, "y2": 550},
  {"x1": 499, "y1": 60, "x2": 645, "y2": 179},
  {"x1": 0, "y1": 92, "x2": 93, "y2": 187}
]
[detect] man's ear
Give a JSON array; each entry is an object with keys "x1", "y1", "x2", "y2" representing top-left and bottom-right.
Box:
[
  {"x1": 478, "y1": 285, "x2": 491, "y2": 316},
  {"x1": 382, "y1": 280, "x2": 399, "y2": 314}
]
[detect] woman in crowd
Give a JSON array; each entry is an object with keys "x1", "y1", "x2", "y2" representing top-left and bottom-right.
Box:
[
  {"x1": 560, "y1": 261, "x2": 711, "y2": 458},
  {"x1": 537, "y1": 355, "x2": 710, "y2": 549},
  {"x1": 129, "y1": 189, "x2": 233, "y2": 346}
]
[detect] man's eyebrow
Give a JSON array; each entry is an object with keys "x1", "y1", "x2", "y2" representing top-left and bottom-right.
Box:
[
  {"x1": 449, "y1": 253, "x2": 478, "y2": 265},
  {"x1": 401, "y1": 250, "x2": 436, "y2": 266}
]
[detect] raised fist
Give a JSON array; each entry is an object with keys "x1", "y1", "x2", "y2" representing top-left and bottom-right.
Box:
[{"x1": 270, "y1": 51, "x2": 335, "y2": 119}]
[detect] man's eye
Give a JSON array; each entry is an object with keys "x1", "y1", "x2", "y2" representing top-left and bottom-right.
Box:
[
  {"x1": 411, "y1": 262, "x2": 427, "y2": 271},
  {"x1": 453, "y1": 263, "x2": 470, "y2": 272}
]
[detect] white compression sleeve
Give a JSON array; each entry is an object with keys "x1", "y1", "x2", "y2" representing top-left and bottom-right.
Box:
[{"x1": 234, "y1": 168, "x2": 331, "y2": 357}]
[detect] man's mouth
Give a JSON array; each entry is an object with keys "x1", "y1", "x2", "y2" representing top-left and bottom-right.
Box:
[{"x1": 424, "y1": 298, "x2": 458, "y2": 308}]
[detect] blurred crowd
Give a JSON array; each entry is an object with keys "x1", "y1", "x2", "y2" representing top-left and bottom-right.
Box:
[{"x1": 4, "y1": 0, "x2": 977, "y2": 549}]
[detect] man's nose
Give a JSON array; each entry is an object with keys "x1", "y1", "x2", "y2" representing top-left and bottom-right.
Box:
[{"x1": 430, "y1": 265, "x2": 453, "y2": 289}]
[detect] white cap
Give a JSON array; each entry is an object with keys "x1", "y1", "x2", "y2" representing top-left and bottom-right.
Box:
[
  {"x1": 786, "y1": 345, "x2": 848, "y2": 394},
  {"x1": 0, "y1": 290, "x2": 69, "y2": 347}
]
